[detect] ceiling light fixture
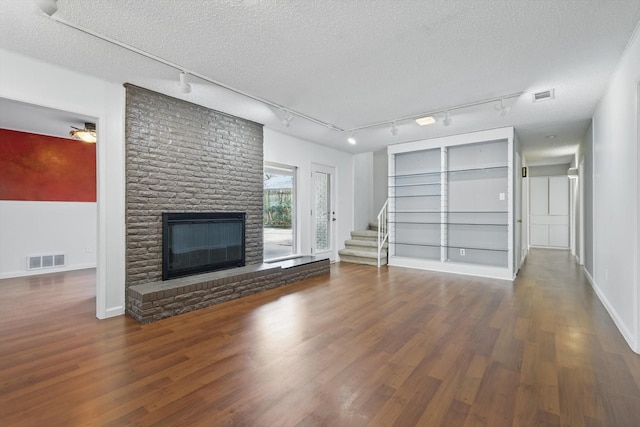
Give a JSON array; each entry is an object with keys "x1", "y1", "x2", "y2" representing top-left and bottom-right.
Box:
[
  {"x1": 282, "y1": 111, "x2": 294, "y2": 127},
  {"x1": 390, "y1": 122, "x2": 398, "y2": 136},
  {"x1": 178, "y1": 72, "x2": 191, "y2": 94},
  {"x1": 546, "y1": 134, "x2": 557, "y2": 139},
  {"x1": 69, "y1": 122, "x2": 97, "y2": 143},
  {"x1": 347, "y1": 132, "x2": 357, "y2": 145},
  {"x1": 494, "y1": 99, "x2": 511, "y2": 116},
  {"x1": 415, "y1": 116, "x2": 436, "y2": 126},
  {"x1": 442, "y1": 111, "x2": 452, "y2": 127}
]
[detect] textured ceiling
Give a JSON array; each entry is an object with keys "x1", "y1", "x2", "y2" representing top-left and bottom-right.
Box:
[{"x1": 1, "y1": 0, "x2": 639, "y2": 164}]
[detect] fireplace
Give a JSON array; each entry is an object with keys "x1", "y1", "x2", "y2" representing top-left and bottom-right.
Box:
[{"x1": 162, "y1": 212, "x2": 246, "y2": 280}]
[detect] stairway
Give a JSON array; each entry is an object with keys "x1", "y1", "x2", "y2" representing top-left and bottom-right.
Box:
[{"x1": 339, "y1": 222, "x2": 388, "y2": 266}]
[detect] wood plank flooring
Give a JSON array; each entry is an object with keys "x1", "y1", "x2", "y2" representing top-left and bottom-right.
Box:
[{"x1": 1, "y1": 249, "x2": 639, "y2": 426}]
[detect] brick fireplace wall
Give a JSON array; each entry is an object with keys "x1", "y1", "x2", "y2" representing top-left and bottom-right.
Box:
[{"x1": 124, "y1": 85, "x2": 264, "y2": 291}]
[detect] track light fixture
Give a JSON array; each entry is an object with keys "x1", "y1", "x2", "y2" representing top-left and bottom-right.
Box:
[
  {"x1": 390, "y1": 122, "x2": 398, "y2": 136},
  {"x1": 494, "y1": 99, "x2": 511, "y2": 116},
  {"x1": 442, "y1": 111, "x2": 452, "y2": 127},
  {"x1": 282, "y1": 111, "x2": 294, "y2": 127},
  {"x1": 35, "y1": 0, "x2": 58, "y2": 16},
  {"x1": 347, "y1": 132, "x2": 357, "y2": 145},
  {"x1": 178, "y1": 72, "x2": 192, "y2": 94}
]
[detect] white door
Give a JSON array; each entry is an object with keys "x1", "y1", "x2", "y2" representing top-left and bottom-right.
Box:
[
  {"x1": 311, "y1": 164, "x2": 336, "y2": 260},
  {"x1": 529, "y1": 176, "x2": 569, "y2": 248}
]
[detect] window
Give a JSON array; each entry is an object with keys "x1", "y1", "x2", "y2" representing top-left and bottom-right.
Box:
[{"x1": 264, "y1": 163, "x2": 296, "y2": 260}]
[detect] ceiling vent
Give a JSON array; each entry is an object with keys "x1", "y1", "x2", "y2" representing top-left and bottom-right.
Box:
[{"x1": 533, "y1": 89, "x2": 555, "y2": 103}]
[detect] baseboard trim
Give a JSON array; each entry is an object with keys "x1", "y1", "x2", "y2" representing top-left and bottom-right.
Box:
[
  {"x1": 389, "y1": 257, "x2": 514, "y2": 281},
  {"x1": 102, "y1": 306, "x2": 125, "y2": 319},
  {"x1": 583, "y1": 267, "x2": 639, "y2": 354}
]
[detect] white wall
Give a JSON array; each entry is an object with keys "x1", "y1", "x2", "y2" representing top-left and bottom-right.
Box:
[
  {"x1": 591, "y1": 27, "x2": 640, "y2": 353},
  {"x1": 521, "y1": 157, "x2": 529, "y2": 266},
  {"x1": 0, "y1": 49, "x2": 126, "y2": 319},
  {"x1": 373, "y1": 148, "x2": 389, "y2": 214},
  {"x1": 570, "y1": 146, "x2": 582, "y2": 262},
  {"x1": 263, "y1": 128, "x2": 354, "y2": 259},
  {"x1": 582, "y1": 123, "x2": 594, "y2": 275},
  {"x1": 353, "y1": 152, "x2": 374, "y2": 230},
  {"x1": 0, "y1": 202, "x2": 96, "y2": 278},
  {"x1": 529, "y1": 164, "x2": 570, "y2": 177}
]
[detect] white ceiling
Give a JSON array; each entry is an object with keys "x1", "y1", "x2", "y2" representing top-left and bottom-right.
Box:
[{"x1": 1, "y1": 0, "x2": 639, "y2": 165}]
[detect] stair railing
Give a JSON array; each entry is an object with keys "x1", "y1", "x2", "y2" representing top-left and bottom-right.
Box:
[{"x1": 377, "y1": 198, "x2": 389, "y2": 267}]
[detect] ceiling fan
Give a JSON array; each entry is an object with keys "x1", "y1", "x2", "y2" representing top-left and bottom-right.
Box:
[{"x1": 69, "y1": 122, "x2": 97, "y2": 143}]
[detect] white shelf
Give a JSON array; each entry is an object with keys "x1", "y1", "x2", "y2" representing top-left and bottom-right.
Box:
[{"x1": 387, "y1": 128, "x2": 515, "y2": 280}]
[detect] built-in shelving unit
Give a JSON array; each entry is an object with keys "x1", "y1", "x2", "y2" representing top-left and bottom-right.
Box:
[{"x1": 387, "y1": 127, "x2": 515, "y2": 280}]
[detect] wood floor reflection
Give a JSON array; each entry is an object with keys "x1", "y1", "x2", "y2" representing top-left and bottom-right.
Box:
[{"x1": 1, "y1": 249, "x2": 639, "y2": 426}]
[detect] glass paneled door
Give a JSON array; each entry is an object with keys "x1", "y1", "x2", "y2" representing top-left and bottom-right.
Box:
[{"x1": 311, "y1": 164, "x2": 336, "y2": 260}]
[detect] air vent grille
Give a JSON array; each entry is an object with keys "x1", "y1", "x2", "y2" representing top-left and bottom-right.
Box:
[
  {"x1": 533, "y1": 89, "x2": 555, "y2": 102},
  {"x1": 27, "y1": 254, "x2": 65, "y2": 271},
  {"x1": 29, "y1": 256, "x2": 42, "y2": 270}
]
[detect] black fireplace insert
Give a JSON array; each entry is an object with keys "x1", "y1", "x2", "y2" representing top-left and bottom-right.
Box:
[{"x1": 162, "y1": 212, "x2": 245, "y2": 280}]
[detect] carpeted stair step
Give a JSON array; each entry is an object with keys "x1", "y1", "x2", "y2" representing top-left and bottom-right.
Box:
[
  {"x1": 339, "y1": 248, "x2": 388, "y2": 266},
  {"x1": 350, "y1": 230, "x2": 378, "y2": 242},
  {"x1": 344, "y1": 239, "x2": 388, "y2": 250},
  {"x1": 339, "y1": 255, "x2": 387, "y2": 266},
  {"x1": 368, "y1": 222, "x2": 381, "y2": 232}
]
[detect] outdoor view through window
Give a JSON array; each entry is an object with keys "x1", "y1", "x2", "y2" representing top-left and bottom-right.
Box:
[{"x1": 263, "y1": 164, "x2": 295, "y2": 260}]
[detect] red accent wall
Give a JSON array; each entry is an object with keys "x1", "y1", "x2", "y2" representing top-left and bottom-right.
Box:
[{"x1": 0, "y1": 128, "x2": 96, "y2": 202}]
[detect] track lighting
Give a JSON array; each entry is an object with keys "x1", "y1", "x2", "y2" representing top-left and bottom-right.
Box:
[
  {"x1": 494, "y1": 99, "x2": 511, "y2": 116},
  {"x1": 442, "y1": 111, "x2": 452, "y2": 127},
  {"x1": 347, "y1": 132, "x2": 357, "y2": 145},
  {"x1": 390, "y1": 122, "x2": 398, "y2": 136},
  {"x1": 178, "y1": 72, "x2": 191, "y2": 94},
  {"x1": 282, "y1": 111, "x2": 294, "y2": 127},
  {"x1": 36, "y1": 9, "x2": 525, "y2": 136}
]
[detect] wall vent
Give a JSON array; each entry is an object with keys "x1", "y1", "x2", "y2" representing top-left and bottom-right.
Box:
[
  {"x1": 533, "y1": 89, "x2": 555, "y2": 102},
  {"x1": 27, "y1": 254, "x2": 65, "y2": 271}
]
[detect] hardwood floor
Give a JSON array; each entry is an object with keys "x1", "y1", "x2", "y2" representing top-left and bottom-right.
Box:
[{"x1": 1, "y1": 250, "x2": 639, "y2": 426}]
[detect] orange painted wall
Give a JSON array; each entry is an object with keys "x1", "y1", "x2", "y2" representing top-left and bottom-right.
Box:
[{"x1": 0, "y1": 128, "x2": 96, "y2": 202}]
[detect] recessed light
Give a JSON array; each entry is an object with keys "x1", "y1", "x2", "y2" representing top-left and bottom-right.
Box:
[
  {"x1": 545, "y1": 135, "x2": 557, "y2": 139},
  {"x1": 415, "y1": 116, "x2": 436, "y2": 126}
]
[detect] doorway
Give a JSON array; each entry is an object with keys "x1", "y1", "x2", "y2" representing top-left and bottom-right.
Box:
[
  {"x1": 0, "y1": 99, "x2": 98, "y2": 313},
  {"x1": 263, "y1": 162, "x2": 297, "y2": 260}
]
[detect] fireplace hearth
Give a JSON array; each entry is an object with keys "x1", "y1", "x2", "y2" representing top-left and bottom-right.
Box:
[{"x1": 162, "y1": 212, "x2": 245, "y2": 280}]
